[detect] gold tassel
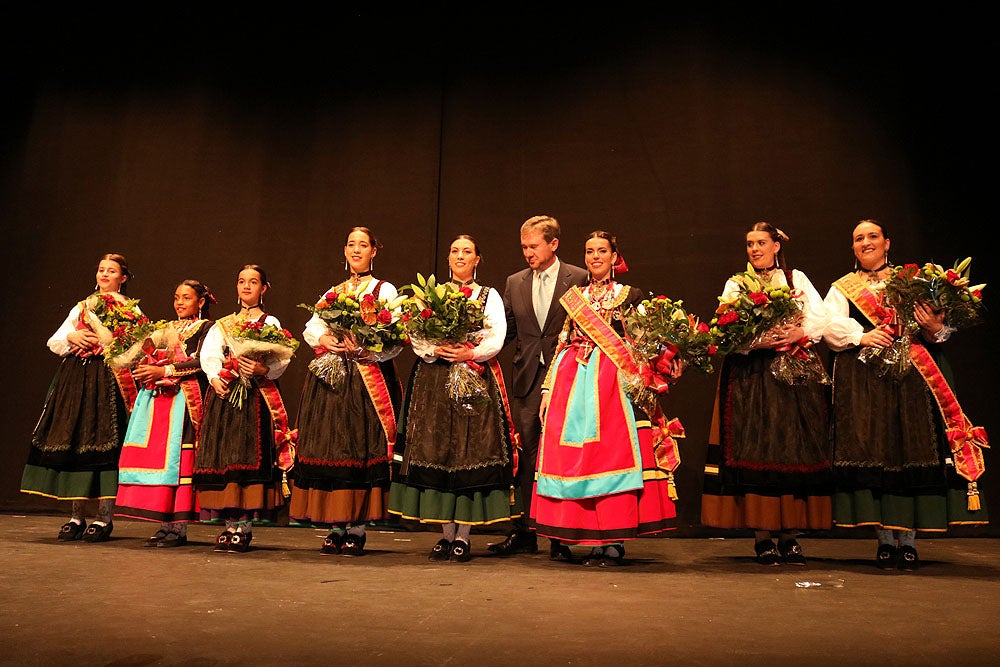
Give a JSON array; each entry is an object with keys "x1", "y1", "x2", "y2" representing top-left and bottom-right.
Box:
[
  {"x1": 281, "y1": 471, "x2": 291, "y2": 500},
  {"x1": 967, "y1": 481, "x2": 981, "y2": 512},
  {"x1": 667, "y1": 472, "x2": 678, "y2": 501},
  {"x1": 509, "y1": 485, "x2": 516, "y2": 506}
]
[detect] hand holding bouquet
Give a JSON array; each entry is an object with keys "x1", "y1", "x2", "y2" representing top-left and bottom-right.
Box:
[
  {"x1": 298, "y1": 284, "x2": 407, "y2": 388},
  {"x1": 82, "y1": 292, "x2": 168, "y2": 370},
  {"x1": 399, "y1": 274, "x2": 488, "y2": 413},
  {"x1": 709, "y1": 264, "x2": 828, "y2": 385},
  {"x1": 860, "y1": 257, "x2": 986, "y2": 380},
  {"x1": 219, "y1": 320, "x2": 299, "y2": 409}
]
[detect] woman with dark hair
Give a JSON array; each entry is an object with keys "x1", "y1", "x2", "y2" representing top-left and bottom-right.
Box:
[
  {"x1": 193, "y1": 265, "x2": 294, "y2": 554},
  {"x1": 532, "y1": 231, "x2": 682, "y2": 566},
  {"x1": 115, "y1": 280, "x2": 216, "y2": 548},
  {"x1": 387, "y1": 234, "x2": 520, "y2": 563},
  {"x1": 21, "y1": 253, "x2": 139, "y2": 542},
  {"x1": 290, "y1": 227, "x2": 403, "y2": 557},
  {"x1": 701, "y1": 222, "x2": 832, "y2": 566},
  {"x1": 823, "y1": 219, "x2": 988, "y2": 570}
]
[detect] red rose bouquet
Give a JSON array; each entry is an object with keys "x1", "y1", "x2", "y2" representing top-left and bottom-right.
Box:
[
  {"x1": 709, "y1": 263, "x2": 829, "y2": 386},
  {"x1": 860, "y1": 257, "x2": 986, "y2": 380},
  {"x1": 298, "y1": 284, "x2": 407, "y2": 388},
  {"x1": 219, "y1": 320, "x2": 300, "y2": 409},
  {"x1": 622, "y1": 295, "x2": 717, "y2": 376},
  {"x1": 80, "y1": 292, "x2": 168, "y2": 370},
  {"x1": 399, "y1": 273, "x2": 488, "y2": 412}
]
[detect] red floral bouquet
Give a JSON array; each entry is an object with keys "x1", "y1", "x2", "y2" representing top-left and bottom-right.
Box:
[
  {"x1": 219, "y1": 320, "x2": 300, "y2": 409},
  {"x1": 860, "y1": 257, "x2": 986, "y2": 380},
  {"x1": 298, "y1": 284, "x2": 408, "y2": 388},
  {"x1": 622, "y1": 295, "x2": 717, "y2": 377},
  {"x1": 399, "y1": 273, "x2": 488, "y2": 412},
  {"x1": 709, "y1": 264, "x2": 828, "y2": 385},
  {"x1": 80, "y1": 292, "x2": 167, "y2": 370}
]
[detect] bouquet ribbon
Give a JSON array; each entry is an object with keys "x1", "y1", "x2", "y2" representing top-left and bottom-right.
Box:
[
  {"x1": 835, "y1": 272, "x2": 988, "y2": 509},
  {"x1": 640, "y1": 343, "x2": 678, "y2": 395},
  {"x1": 774, "y1": 337, "x2": 813, "y2": 360}
]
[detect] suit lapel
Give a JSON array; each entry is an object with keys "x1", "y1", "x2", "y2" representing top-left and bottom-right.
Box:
[
  {"x1": 517, "y1": 269, "x2": 539, "y2": 334},
  {"x1": 542, "y1": 263, "x2": 573, "y2": 333}
]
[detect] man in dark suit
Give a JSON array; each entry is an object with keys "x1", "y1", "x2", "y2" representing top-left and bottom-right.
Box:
[{"x1": 489, "y1": 215, "x2": 588, "y2": 559}]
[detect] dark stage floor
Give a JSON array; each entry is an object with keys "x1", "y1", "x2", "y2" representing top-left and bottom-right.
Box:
[{"x1": 2, "y1": 514, "x2": 998, "y2": 666}]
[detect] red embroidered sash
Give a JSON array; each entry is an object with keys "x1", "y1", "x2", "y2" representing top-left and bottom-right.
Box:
[
  {"x1": 835, "y1": 274, "x2": 988, "y2": 505},
  {"x1": 356, "y1": 363, "x2": 398, "y2": 461}
]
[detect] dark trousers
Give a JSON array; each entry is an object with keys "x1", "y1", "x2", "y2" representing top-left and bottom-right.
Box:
[{"x1": 511, "y1": 364, "x2": 545, "y2": 535}]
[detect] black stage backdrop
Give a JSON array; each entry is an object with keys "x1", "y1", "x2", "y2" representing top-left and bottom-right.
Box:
[{"x1": 1, "y1": 6, "x2": 995, "y2": 534}]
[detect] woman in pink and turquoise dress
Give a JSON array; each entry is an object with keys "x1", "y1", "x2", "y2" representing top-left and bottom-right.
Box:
[{"x1": 114, "y1": 279, "x2": 216, "y2": 548}]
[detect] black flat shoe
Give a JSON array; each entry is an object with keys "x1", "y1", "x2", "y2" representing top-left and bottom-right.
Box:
[
  {"x1": 341, "y1": 533, "x2": 366, "y2": 557},
  {"x1": 228, "y1": 532, "x2": 252, "y2": 554},
  {"x1": 487, "y1": 530, "x2": 538, "y2": 556},
  {"x1": 146, "y1": 529, "x2": 170, "y2": 547},
  {"x1": 897, "y1": 545, "x2": 919, "y2": 571},
  {"x1": 754, "y1": 540, "x2": 781, "y2": 566},
  {"x1": 428, "y1": 538, "x2": 452, "y2": 562},
  {"x1": 58, "y1": 521, "x2": 85, "y2": 542},
  {"x1": 320, "y1": 531, "x2": 345, "y2": 556},
  {"x1": 600, "y1": 545, "x2": 625, "y2": 567},
  {"x1": 450, "y1": 540, "x2": 472, "y2": 563},
  {"x1": 875, "y1": 543, "x2": 897, "y2": 570},
  {"x1": 778, "y1": 539, "x2": 806, "y2": 566},
  {"x1": 82, "y1": 522, "x2": 113, "y2": 543},
  {"x1": 549, "y1": 542, "x2": 576, "y2": 563},
  {"x1": 157, "y1": 533, "x2": 188, "y2": 548},
  {"x1": 214, "y1": 532, "x2": 232, "y2": 552}
]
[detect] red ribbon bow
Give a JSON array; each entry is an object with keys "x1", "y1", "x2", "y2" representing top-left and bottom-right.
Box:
[{"x1": 641, "y1": 344, "x2": 678, "y2": 394}]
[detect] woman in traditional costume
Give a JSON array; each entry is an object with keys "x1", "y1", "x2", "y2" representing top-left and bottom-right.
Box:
[
  {"x1": 700, "y1": 222, "x2": 832, "y2": 566},
  {"x1": 388, "y1": 235, "x2": 520, "y2": 563},
  {"x1": 114, "y1": 280, "x2": 216, "y2": 548},
  {"x1": 194, "y1": 265, "x2": 295, "y2": 554},
  {"x1": 532, "y1": 231, "x2": 682, "y2": 566},
  {"x1": 823, "y1": 219, "x2": 988, "y2": 570},
  {"x1": 289, "y1": 227, "x2": 402, "y2": 557},
  {"x1": 22, "y1": 253, "x2": 139, "y2": 543}
]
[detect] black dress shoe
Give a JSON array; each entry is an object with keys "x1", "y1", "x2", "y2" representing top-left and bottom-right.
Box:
[
  {"x1": 875, "y1": 543, "x2": 897, "y2": 570},
  {"x1": 428, "y1": 538, "x2": 452, "y2": 561},
  {"x1": 754, "y1": 540, "x2": 781, "y2": 566},
  {"x1": 320, "y1": 531, "x2": 345, "y2": 556},
  {"x1": 214, "y1": 532, "x2": 232, "y2": 552},
  {"x1": 341, "y1": 533, "x2": 367, "y2": 557},
  {"x1": 600, "y1": 544, "x2": 625, "y2": 567},
  {"x1": 896, "y1": 545, "x2": 919, "y2": 571},
  {"x1": 146, "y1": 529, "x2": 170, "y2": 547},
  {"x1": 228, "y1": 532, "x2": 253, "y2": 553},
  {"x1": 450, "y1": 539, "x2": 472, "y2": 563},
  {"x1": 549, "y1": 542, "x2": 576, "y2": 563},
  {"x1": 487, "y1": 530, "x2": 538, "y2": 556},
  {"x1": 82, "y1": 522, "x2": 113, "y2": 543},
  {"x1": 157, "y1": 533, "x2": 188, "y2": 548},
  {"x1": 58, "y1": 521, "x2": 85, "y2": 542},
  {"x1": 778, "y1": 539, "x2": 807, "y2": 566}
]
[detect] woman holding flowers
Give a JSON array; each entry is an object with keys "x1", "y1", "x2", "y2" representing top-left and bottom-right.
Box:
[
  {"x1": 823, "y1": 219, "x2": 988, "y2": 571},
  {"x1": 115, "y1": 280, "x2": 216, "y2": 548},
  {"x1": 701, "y1": 222, "x2": 831, "y2": 566},
  {"x1": 533, "y1": 231, "x2": 683, "y2": 566},
  {"x1": 387, "y1": 235, "x2": 520, "y2": 563},
  {"x1": 22, "y1": 253, "x2": 140, "y2": 543},
  {"x1": 290, "y1": 227, "x2": 403, "y2": 557},
  {"x1": 194, "y1": 265, "x2": 297, "y2": 554}
]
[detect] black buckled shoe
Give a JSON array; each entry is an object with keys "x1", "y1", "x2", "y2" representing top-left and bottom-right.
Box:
[
  {"x1": 58, "y1": 521, "x2": 85, "y2": 542},
  {"x1": 146, "y1": 529, "x2": 170, "y2": 547},
  {"x1": 429, "y1": 538, "x2": 452, "y2": 562},
  {"x1": 896, "y1": 545, "x2": 919, "y2": 571},
  {"x1": 487, "y1": 530, "x2": 538, "y2": 556},
  {"x1": 600, "y1": 544, "x2": 625, "y2": 567},
  {"x1": 778, "y1": 539, "x2": 806, "y2": 566},
  {"x1": 341, "y1": 533, "x2": 367, "y2": 557},
  {"x1": 582, "y1": 547, "x2": 604, "y2": 567},
  {"x1": 754, "y1": 540, "x2": 781, "y2": 566},
  {"x1": 82, "y1": 522, "x2": 113, "y2": 543},
  {"x1": 875, "y1": 543, "x2": 897, "y2": 570},
  {"x1": 228, "y1": 532, "x2": 253, "y2": 554},
  {"x1": 450, "y1": 539, "x2": 472, "y2": 563},
  {"x1": 320, "y1": 531, "x2": 345, "y2": 556},
  {"x1": 214, "y1": 532, "x2": 232, "y2": 552}
]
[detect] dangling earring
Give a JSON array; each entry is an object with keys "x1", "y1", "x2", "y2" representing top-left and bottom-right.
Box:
[
  {"x1": 473, "y1": 266, "x2": 477, "y2": 281},
  {"x1": 259, "y1": 297, "x2": 265, "y2": 311},
  {"x1": 885, "y1": 254, "x2": 891, "y2": 267},
  {"x1": 611, "y1": 264, "x2": 615, "y2": 280},
  {"x1": 370, "y1": 258, "x2": 374, "y2": 273},
  {"x1": 854, "y1": 258, "x2": 859, "y2": 271},
  {"x1": 448, "y1": 266, "x2": 453, "y2": 280},
  {"x1": 198, "y1": 306, "x2": 203, "y2": 319},
  {"x1": 344, "y1": 259, "x2": 349, "y2": 272}
]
